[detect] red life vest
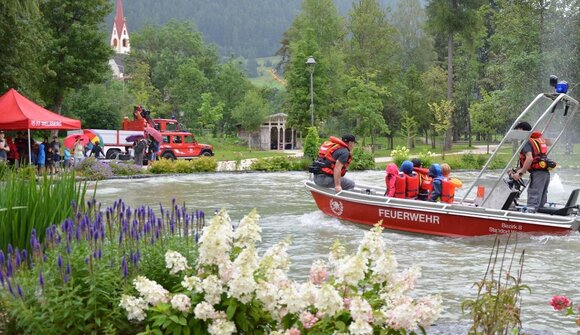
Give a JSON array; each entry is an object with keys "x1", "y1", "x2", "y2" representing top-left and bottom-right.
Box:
[
  {"x1": 318, "y1": 136, "x2": 352, "y2": 176},
  {"x1": 519, "y1": 131, "x2": 549, "y2": 171},
  {"x1": 394, "y1": 173, "x2": 407, "y2": 198},
  {"x1": 415, "y1": 167, "x2": 432, "y2": 199},
  {"x1": 405, "y1": 173, "x2": 419, "y2": 199}
]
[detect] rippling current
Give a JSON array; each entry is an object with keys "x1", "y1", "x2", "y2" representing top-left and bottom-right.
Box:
[{"x1": 93, "y1": 170, "x2": 580, "y2": 333}]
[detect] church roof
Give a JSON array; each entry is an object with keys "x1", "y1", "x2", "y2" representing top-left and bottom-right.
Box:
[{"x1": 113, "y1": 0, "x2": 127, "y2": 39}]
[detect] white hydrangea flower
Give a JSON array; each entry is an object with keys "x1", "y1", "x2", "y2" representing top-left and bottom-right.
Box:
[
  {"x1": 328, "y1": 240, "x2": 346, "y2": 269},
  {"x1": 350, "y1": 297, "x2": 373, "y2": 323},
  {"x1": 119, "y1": 294, "x2": 148, "y2": 321},
  {"x1": 170, "y1": 294, "x2": 191, "y2": 313},
  {"x1": 414, "y1": 295, "x2": 442, "y2": 328},
  {"x1": 201, "y1": 275, "x2": 224, "y2": 305},
  {"x1": 334, "y1": 254, "x2": 367, "y2": 286},
  {"x1": 348, "y1": 318, "x2": 373, "y2": 335},
  {"x1": 278, "y1": 282, "x2": 305, "y2": 314},
  {"x1": 255, "y1": 281, "x2": 279, "y2": 313},
  {"x1": 370, "y1": 250, "x2": 398, "y2": 284},
  {"x1": 388, "y1": 265, "x2": 421, "y2": 296},
  {"x1": 233, "y1": 208, "x2": 262, "y2": 248},
  {"x1": 181, "y1": 275, "x2": 202, "y2": 292},
  {"x1": 208, "y1": 318, "x2": 236, "y2": 335},
  {"x1": 259, "y1": 239, "x2": 291, "y2": 276},
  {"x1": 194, "y1": 301, "x2": 216, "y2": 321},
  {"x1": 198, "y1": 210, "x2": 234, "y2": 266},
  {"x1": 228, "y1": 246, "x2": 259, "y2": 303},
  {"x1": 382, "y1": 295, "x2": 417, "y2": 330},
  {"x1": 165, "y1": 250, "x2": 190, "y2": 275},
  {"x1": 356, "y1": 223, "x2": 385, "y2": 262},
  {"x1": 133, "y1": 276, "x2": 169, "y2": 305},
  {"x1": 218, "y1": 259, "x2": 234, "y2": 282},
  {"x1": 298, "y1": 282, "x2": 318, "y2": 307},
  {"x1": 315, "y1": 284, "x2": 343, "y2": 317}
]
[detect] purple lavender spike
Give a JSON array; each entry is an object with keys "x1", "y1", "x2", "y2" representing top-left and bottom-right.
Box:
[
  {"x1": 0, "y1": 270, "x2": 4, "y2": 287},
  {"x1": 66, "y1": 244, "x2": 71, "y2": 255},
  {"x1": 6, "y1": 260, "x2": 13, "y2": 277},
  {"x1": 66, "y1": 262, "x2": 71, "y2": 275},
  {"x1": 121, "y1": 256, "x2": 128, "y2": 278},
  {"x1": 93, "y1": 250, "x2": 98, "y2": 259},
  {"x1": 39, "y1": 270, "x2": 44, "y2": 288},
  {"x1": 15, "y1": 248, "x2": 21, "y2": 267},
  {"x1": 98, "y1": 249, "x2": 102, "y2": 259},
  {"x1": 150, "y1": 234, "x2": 155, "y2": 245},
  {"x1": 0, "y1": 250, "x2": 4, "y2": 266},
  {"x1": 17, "y1": 285, "x2": 24, "y2": 299},
  {"x1": 43, "y1": 255, "x2": 48, "y2": 262},
  {"x1": 21, "y1": 249, "x2": 27, "y2": 262},
  {"x1": 75, "y1": 227, "x2": 81, "y2": 241},
  {"x1": 57, "y1": 255, "x2": 63, "y2": 270},
  {"x1": 85, "y1": 257, "x2": 90, "y2": 264},
  {"x1": 71, "y1": 199, "x2": 77, "y2": 211},
  {"x1": 7, "y1": 279, "x2": 15, "y2": 297},
  {"x1": 7, "y1": 244, "x2": 13, "y2": 255},
  {"x1": 64, "y1": 274, "x2": 69, "y2": 283},
  {"x1": 195, "y1": 231, "x2": 199, "y2": 244},
  {"x1": 118, "y1": 232, "x2": 123, "y2": 245}
]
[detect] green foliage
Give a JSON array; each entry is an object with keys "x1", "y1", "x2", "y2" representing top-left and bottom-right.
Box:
[
  {"x1": 197, "y1": 92, "x2": 224, "y2": 135},
  {"x1": 148, "y1": 158, "x2": 218, "y2": 174},
  {"x1": 249, "y1": 156, "x2": 310, "y2": 171},
  {"x1": 0, "y1": 198, "x2": 202, "y2": 335},
  {"x1": 349, "y1": 147, "x2": 375, "y2": 170},
  {"x1": 303, "y1": 127, "x2": 321, "y2": 161},
  {"x1": 390, "y1": 146, "x2": 410, "y2": 166},
  {"x1": 62, "y1": 81, "x2": 132, "y2": 129},
  {"x1": 232, "y1": 90, "x2": 269, "y2": 146},
  {"x1": 0, "y1": 169, "x2": 88, "y2": 251},
  {"x1": 462, "y1": 236, "x2": 530, "y2": 335}
]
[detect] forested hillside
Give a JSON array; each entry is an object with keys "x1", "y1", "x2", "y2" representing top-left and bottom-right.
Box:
[{"x1": 109, "y1": 0, "x2": 398, "y2": 58}]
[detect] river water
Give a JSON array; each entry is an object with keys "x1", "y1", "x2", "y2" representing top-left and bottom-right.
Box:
[{"x1": 93, "y1": 170, "x2": 580, "y2": 333}]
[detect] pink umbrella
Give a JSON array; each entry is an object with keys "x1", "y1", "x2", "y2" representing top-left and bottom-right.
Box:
[
  {"x1": 144, "y1": 126, "x2": 162, "y2": 142},
  {"x1": 63, "y1": 134, "x2": 89, "y2": 148}
]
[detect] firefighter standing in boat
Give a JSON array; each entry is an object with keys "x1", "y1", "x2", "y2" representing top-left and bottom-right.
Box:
[
  {"x1": 309, "y1": 134, "x2": 357, "y2": 192},
  {"x1": 511, "y1": 121, "x2": 556, "y2": 212}
]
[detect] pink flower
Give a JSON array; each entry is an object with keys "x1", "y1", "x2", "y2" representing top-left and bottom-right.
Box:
[
  {"x1": 308, "y1": 260, "x2": 328, "y2": 285},
  {"x1": 285, "y1": 328, "x2": 300, "y2": 335},
  {"x1": 299, "y1": 311, "x2": 319, "y2": 329},
  {"x1": 550, "y1": 295, "x2": 572, "y2": 311}
]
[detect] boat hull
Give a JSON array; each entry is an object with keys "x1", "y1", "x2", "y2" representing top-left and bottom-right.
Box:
[{"x1": 306, "y1": 182, "x2": 579, "y2": 237}]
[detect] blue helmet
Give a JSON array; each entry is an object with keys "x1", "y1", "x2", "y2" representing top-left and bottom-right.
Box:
[
  {"x1": 400, "y1": 160, "x2": 414, "y2": 175},
  {"x1": 428, "y1": 163, "x2": 442, "y2": 178}
]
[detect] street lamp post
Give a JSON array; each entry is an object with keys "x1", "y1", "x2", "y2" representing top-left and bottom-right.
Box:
[{"x1": 306, "y1": 56, "x2": 316, "y2": 127}]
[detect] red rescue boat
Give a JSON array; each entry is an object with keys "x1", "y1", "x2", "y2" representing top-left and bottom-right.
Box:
[{"x1": 307, "y1": 89, "x2": 580, "y2": 237}]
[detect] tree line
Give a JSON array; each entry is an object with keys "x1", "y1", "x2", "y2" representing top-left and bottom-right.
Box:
[{"x1": 1, "y1": 0, "x2": 578, "y2": 150}]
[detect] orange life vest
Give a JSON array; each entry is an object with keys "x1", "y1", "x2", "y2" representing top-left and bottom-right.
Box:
[
  {"x1": 317, "y1": 136, "x2": 352, "y2": 176},
  {"x1": 440, "y1": 178, "x2": 455, "y2": 203},
  {"x1": 415, "y1": 167, "x2": 432, "y2": 200},
  {"x1": 519, "y1": 131, "x2": 549, "y2": 171}
]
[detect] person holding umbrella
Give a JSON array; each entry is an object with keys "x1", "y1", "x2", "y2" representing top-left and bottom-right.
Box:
[{"x1": 73, "y1": 137, "x2": 86, "y2": 166}]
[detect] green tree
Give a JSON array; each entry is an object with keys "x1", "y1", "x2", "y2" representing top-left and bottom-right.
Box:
[
  {"x1": 401, "y1": 111, "x2": 419, "y2": 149},
  {"x1": 303, "y1": 127, "x2": 321, "y2": 161},
  {"x1": 169, "y1": 59, "x2": 209, "y2": 128},
  {"x1": 420, "y1": 65, "x2": 447, "y2": 146},
  {"x1": 470, "y1": 89, "x2": 506, "y2": 153},
  {"x1": 231, "y1": 90, "x2": 269, "y2": 148},
  {"x1": 345, "y1": 75, "x2": 389, "y2": 149},
  {"x1": 426, "y1": 0, "x2": 483, "y2": 150},
  {"x1": 126, "y1": 62, "x2": 163, "y2": 114},
  {"x1": 429, "y1": 99, "x2": 454, "y2": 158},
  {"x1": 62, "y1": 81, "x2": 132, "y2": 130},
  {"x1": 38, "y1": 0, "x2": 113, "y2": 114},
  {"x1": 214, "y1": 60, "x2": 253, "y2": 134},
  {"x1": 197, "y1": 92, "x2": 224, "y2": 136}
]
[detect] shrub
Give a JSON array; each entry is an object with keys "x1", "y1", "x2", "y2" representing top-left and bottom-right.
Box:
[
  {"x1": 0, "y1": 199, "x2": 205, "y2": 334},
  {"x1": 191, "y1": 157, "x2": 218, "y2": 172},
  {"x1": 173, "y1": 160, "x2": 195, "y2": 174},
  {"x1": 75, "y1": 157, "x2": 113, "y2": 180},
  {"x1": 149, "y1": 158, "x2": 175, "y2": 174},
  {"x1": 303, "y1": 127, "x2": 320, "y2": 161},
  {"x1": 418, "y1": 151, "x2": 435, "y2": 168},
  {"x1": 119, "y1": 211, "x2": 442, "y2": 335},
  {"x1": 109, "y1": 161, "x2": 145, "y2": 176},
  {"x1": 250, "y1": 156, "x2": 309, "y2": 171},
  {"x1": 349, "y1": 147, "x2": 375, "y2": 170},
  {"x1": 391, "y1": 146, "x2": 410, "y2": 166}
]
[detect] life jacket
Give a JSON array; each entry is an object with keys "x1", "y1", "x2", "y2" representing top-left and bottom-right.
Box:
[
  {"x1": 317, "y1": 136, "x2": 352, "y2": 176},
  {"x1": 519, "y1": 131, "x2": 549, "y2": 171},
  {"x1": 414, "y1": 167, "x2": 431, "y2": 200},
  {"x1": 394, "y1": 173, "x2": 407, "y2": 198},
  {"x1": 405, "y1": 173, "x2": 419, "y2": 199},
  {"x1": 440, "y1": 178, "x2": 457, "y2": 203},
  {"x1": 384, "y1": 163, "x2": 398, "y2": 197}
]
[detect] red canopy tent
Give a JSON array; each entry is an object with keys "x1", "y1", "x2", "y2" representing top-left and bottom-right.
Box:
[
  {"x1": 0, "y1": 88, "x2": 82, "y2": 163},
  {"x1": 0, "y1": 88, "x2": 81, "y2": 130}
]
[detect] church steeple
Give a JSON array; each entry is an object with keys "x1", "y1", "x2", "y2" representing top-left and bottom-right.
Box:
[{"x1": 110, "y1": 0, "x2": 130, "y2": 54}]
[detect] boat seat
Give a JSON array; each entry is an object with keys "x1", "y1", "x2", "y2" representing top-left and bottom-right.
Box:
[
  {"x1": 501, "y1": 191, "x2": 520, "y2": 210},
  {"x1": 537, "y1": 189, "x2": 580, "y2": 216}
]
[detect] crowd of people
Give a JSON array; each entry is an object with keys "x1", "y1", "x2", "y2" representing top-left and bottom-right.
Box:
[
  {"x1": 0, "y1": 130, "x2": 161, "y2": 173},
  {"x1": 311, "y1": 123, "x2": 554, "y2": 212}
]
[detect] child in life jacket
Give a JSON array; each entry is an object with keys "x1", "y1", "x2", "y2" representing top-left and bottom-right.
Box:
[
  {"x1": 394, "y1": 160, "x2": 420, "y2": 199},
  {"x1": 428, "y1": 163, "x2": 443, "y2": 202},
  {"x1": 412, "y1": 158, "x2": 431, "y2": 200},
  {"x1": 440, "y1": 163, "x2": 463, "y2": 203},
  {"x1": 384, "y1": 163, "x2": 398, "y2": 197}
]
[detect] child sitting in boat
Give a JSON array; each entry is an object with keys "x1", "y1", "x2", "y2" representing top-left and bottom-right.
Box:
[
  {"x1": 412, "y1": 158, "x2": 431, "y2": 200},
  {"x1": 440, "y1": 163, "x2": 463, "y2": 203},
  {"x1": 394, "y1": 160, "x2": 419, "y2": 199},
  {"x1": 428, "y1": 163, "x2": 443, "y2": 202},
  {"x1": 384, "y1": 163, "x2": 398, "y2": 197}
]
